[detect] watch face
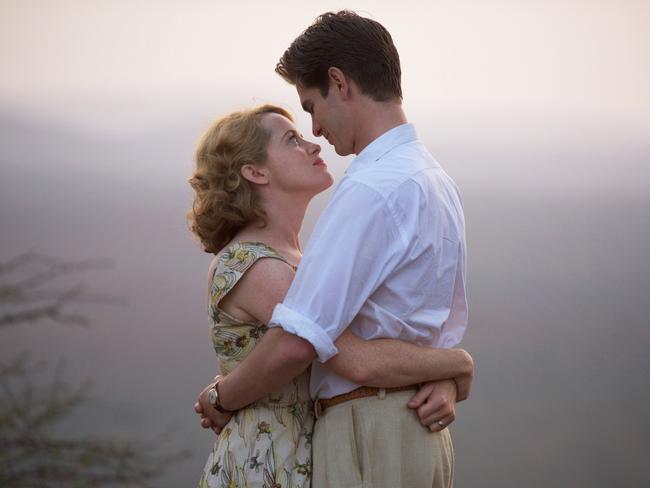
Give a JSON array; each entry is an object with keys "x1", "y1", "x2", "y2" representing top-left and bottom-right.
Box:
[{"x1": 208, "y1": 387, "x2": 217, "y2": 405}]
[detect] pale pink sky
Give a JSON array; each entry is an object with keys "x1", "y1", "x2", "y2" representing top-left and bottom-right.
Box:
[{"x1": 2, "y1": 1, "x2": 648, "y2": 197}]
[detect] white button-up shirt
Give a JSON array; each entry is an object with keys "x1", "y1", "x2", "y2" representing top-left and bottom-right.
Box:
[{"x1": 270, "y1": 123, "x2": 468, "y2": 399}]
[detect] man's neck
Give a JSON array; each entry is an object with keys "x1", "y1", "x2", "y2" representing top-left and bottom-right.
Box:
[{"x1": 352, "y1": 100, "x2": 408, "y2": 155}]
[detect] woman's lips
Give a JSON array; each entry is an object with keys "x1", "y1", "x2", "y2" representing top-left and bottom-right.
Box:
[{"x1": 313, "y1": 157, "x2": 326, "y2": 167}]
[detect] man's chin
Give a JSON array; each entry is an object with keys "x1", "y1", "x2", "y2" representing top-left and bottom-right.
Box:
[{"x1": 333, "y1": 145, "x2": 354, "y2": 157}]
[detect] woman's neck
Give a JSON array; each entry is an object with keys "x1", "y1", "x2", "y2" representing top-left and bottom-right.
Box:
[{"x1": 236, "y1": 193, "x2": 309, "y2": 261}]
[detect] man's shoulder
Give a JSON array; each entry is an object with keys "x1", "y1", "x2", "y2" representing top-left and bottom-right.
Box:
[{"x1": 347, "y1": 142, "x2": 443, "y2": 199}]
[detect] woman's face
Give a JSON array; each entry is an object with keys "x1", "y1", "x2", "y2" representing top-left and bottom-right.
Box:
[{"x1": 260, "y1": 112, "x2": 334, "y2": 197}]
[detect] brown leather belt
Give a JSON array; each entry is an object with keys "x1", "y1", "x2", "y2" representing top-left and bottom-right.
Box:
[{"x1": 314, "y1": 385, "x2": 418, "y2": 418}]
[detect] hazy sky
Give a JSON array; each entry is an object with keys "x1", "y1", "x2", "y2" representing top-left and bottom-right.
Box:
[
  {"x1": 1, "y1": 0, "x2": 649, "y2": 194},
  {"x1": 2, "y1": 1, "x2": 648, "y2": 117}
]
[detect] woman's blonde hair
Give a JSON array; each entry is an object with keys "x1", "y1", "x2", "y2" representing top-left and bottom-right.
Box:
[{"x1": 188, "y1": 104, "x2": 293, "y2": 253}]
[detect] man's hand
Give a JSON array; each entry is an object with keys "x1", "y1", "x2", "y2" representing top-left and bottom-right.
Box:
[
  {"x1": 407, "y1": 379, "x2": 458, "y2": 432},
  {"x1": 195, "y1": 379, "x2": 233, "y2": 435}
]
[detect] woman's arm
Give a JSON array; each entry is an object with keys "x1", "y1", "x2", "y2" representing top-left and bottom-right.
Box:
[
  {"x1": 326, "y1": 330, "x2": 474, "y2": 401},
  {"x1": 211, "y1": 258, "x2": 316, "y2": 408}
]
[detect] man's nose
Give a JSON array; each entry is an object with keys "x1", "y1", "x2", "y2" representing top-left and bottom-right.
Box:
[{"x1": 312, "y1": 118, "x2": 321, "y2": 137}]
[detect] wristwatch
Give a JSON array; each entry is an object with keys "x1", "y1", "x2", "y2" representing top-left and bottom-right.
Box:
[{"x1": 207, "y1": 377, "x2": 231, "y2": 414}]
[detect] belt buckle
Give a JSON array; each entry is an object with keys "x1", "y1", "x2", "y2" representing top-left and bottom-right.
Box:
[{"x1": 314, "y1": 399, "x2": 322, "y2": 419}]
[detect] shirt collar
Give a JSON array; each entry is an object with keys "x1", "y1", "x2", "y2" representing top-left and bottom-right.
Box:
[{"x1": 346, "y1": 123, "x2": 418, "y2": 175}]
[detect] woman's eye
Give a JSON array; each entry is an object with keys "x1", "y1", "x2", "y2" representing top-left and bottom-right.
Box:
[{"x1": 289, "y1": 135, "x2": 300, "y2": 145}]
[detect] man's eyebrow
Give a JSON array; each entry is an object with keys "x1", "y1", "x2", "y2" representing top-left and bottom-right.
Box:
[{"x1": 301, "y1": 100, "x2": 313, "y2": 113}]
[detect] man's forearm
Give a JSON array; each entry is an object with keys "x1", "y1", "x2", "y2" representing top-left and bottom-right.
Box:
[
  {"x1": 454, "y1": 371, "x2": 472, "y2": 402},
  {"x1": 327, "y1": 331, "x2": 473, "y2": 388},
  {"x1": 362, "y1": 346, "x2": 472, "y2": 388},
  {"x1": 217, "y1": 328, "x2": 316, "y2": 411}
]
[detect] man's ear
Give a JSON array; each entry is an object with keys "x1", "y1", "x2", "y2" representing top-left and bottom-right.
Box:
[
  {"x1": 327, "y1": 67, "x2": 352, "y2": 99},
  {"x1": 241, "y1": 164, "x2": 269, "y2": 185}
]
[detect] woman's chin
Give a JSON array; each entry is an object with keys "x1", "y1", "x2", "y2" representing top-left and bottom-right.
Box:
[
  {"x1": 304, "y1": 177, "x2": 334, "y2": 199},
  {"x1": 320, "y1": 173, "x2": 335, "y2": 192}
]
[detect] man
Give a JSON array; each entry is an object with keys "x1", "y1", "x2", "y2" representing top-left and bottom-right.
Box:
[{"x1": 196, "y1": 10, "x2": 468, "y2": 487}]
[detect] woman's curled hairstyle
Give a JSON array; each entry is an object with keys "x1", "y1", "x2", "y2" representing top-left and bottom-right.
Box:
[{"x1": 188, "y1": 104, "x2": 292, "y2": 253}]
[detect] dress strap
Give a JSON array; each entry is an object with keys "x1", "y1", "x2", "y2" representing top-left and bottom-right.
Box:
[{"x1": 209, "y1": 242, "x2": 295, "y2": 308}]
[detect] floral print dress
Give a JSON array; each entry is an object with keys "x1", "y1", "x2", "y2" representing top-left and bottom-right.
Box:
[{"x1": 198, "y1": 242, "x2": 314, "y2": 488}]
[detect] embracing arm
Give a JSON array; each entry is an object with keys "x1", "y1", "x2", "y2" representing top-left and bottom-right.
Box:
[
  {"x1": 195, "y1": 326, "x2": 314, "y2": 432},
  {"x1": 327, "y1": 330, "x2": 474, "y2": 401},
  {"x1": 206, "y1": 258, "x2": 315, "y2": 411},
  {"x1": 217, "y1": 328, "x2": 314, "y2": 410}
]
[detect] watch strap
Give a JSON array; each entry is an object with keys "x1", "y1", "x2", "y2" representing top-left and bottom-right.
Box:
[{"x1": 211, "y1": 377, "x2": 232, "y2": 414}]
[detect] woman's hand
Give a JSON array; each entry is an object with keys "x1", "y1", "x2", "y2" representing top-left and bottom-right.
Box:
[{"x1": 195, "y1": 377, "x2": 233, "y2": 435}]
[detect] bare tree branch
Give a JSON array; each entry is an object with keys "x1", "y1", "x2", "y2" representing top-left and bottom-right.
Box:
[
  {"x1": 0, "y1": 253, "x2": 124, "y2": 329},
  {"x1": 0, "y1": 253, "x2": 190, "y2": 487}
]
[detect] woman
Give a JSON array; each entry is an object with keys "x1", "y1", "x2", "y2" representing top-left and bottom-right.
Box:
[{"x1": 188, "y1": 105, "x2": 473, "y2": 487}]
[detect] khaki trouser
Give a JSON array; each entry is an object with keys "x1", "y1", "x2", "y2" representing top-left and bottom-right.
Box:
[{"x1": 312, "y1": 390, "x2": 454, "y2": 488}]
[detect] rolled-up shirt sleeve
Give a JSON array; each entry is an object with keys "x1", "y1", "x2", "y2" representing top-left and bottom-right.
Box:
[{"x1": 269, "y1": 179, "x2": 408, "y2": 362}]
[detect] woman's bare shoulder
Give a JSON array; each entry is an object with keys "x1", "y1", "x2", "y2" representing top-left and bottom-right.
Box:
[{"x1": 221, "y1": 255, "x2": 295, "y2": 325}]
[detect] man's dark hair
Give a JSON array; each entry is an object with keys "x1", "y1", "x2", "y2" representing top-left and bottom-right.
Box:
[{"x1": 275, "y1": 10, "x2": 402, "y2": 102}]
